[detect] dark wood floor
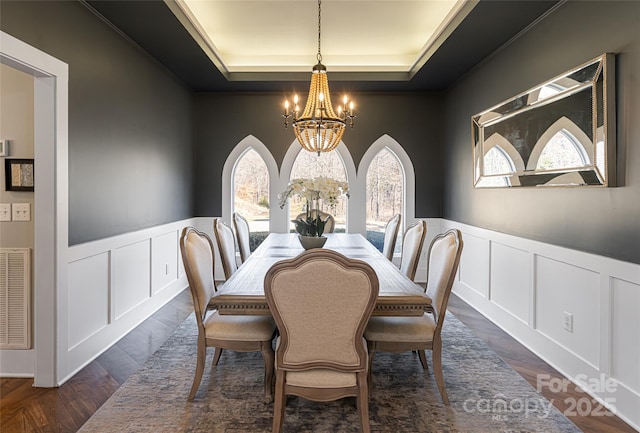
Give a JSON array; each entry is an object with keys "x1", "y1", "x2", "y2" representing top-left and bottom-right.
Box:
[{"x1": 1, "y1": 290, "x2": 636, "y2": 433}]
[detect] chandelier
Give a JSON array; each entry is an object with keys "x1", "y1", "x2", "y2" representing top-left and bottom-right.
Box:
[{"x1": 282, "y1": 0, "x2": 355, "y2": 155}]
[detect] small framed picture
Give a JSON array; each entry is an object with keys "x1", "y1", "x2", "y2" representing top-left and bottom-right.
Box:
[{"x1": 5, "y1": 158, "x2": 34, "y2": 191}]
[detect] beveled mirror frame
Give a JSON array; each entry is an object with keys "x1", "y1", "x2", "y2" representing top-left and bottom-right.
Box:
[{"x1": 472, "y1": 53, "x2": 616, "y2": 188}]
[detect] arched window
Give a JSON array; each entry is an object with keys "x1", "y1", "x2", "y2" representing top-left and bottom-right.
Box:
[
  {"x1": 476, "y1": 145, "x2": 514, "y2": 187},
  {"x1": 289, "y1": 151, "x2": 348, "y2": 232},
  {"x1": 359, "y1": 135, "x2": 415, "y2": 259},
  {"x1": 222, "y1": 135, "x2": 280, "y2": 236},
  {"x1": 233, "y1": 148, "x2": 270, "y2": 238},
  {"x1": 365, "y1": 148, "x2": 403, "y2": 253},
  {"x1": 536, "y1": 130, "x2": 588, "y2": 171},
  {"x1": 484, "y1": 145, "x2": 515, "y2": 175}
]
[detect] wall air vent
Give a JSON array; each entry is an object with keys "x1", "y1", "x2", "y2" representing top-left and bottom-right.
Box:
[{"x1": 0, "y1": 248, "x2": 31, "y2": 349}]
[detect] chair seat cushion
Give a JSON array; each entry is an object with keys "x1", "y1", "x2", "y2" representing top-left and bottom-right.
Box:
[
  {"x1": 364, "y1": 314, "x2": 436, "y2": 343},
  {"x1": 286, "y1": 368, "x2": 357, "y2": 388},
  {"x1": 203, "y1": 311, "x2": 275, "y2": 341}
]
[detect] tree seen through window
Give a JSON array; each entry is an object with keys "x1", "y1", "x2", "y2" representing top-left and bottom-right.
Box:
[
  {"x1": 233, "y1": 148, "x2": 270, "y2": 246},
  {"x1": 366, "y1": 148, "x2": 403, "y2": 253}
]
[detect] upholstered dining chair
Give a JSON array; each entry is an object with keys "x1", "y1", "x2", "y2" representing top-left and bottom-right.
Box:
[
  {"x1": 398, "y1": 220, "x2": 427, "y2": 281},
  {"x1": 264, "y1": 249, "x2": 379, "y2": 433},
  {"x1": 233, "y1": 212, "x2": 251, "y2": 264},
  {"x1": 364, "y1": 229, "x2": 464, "y2": 405},
  {"x1": 180, "y1": 226, "x2": 276, "y2": 401},
  {"x1": 214, "y1": 218, "x2": 239, "y2": 279},
  {"x1": 382, "y1": 214, "x2": 402, "y2": 261},
  {"x1": 294, "y1": 209, "x2": 335, "y2": 233}
]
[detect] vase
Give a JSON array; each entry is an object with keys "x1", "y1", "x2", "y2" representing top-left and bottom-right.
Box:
[{"x1": 298, "y1": 235, "x2": 327, "y2": 250}]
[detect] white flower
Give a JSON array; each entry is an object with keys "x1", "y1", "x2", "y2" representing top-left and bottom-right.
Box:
[{"x1": 279, "y1": 176, "x2": 349, "y2": 210}]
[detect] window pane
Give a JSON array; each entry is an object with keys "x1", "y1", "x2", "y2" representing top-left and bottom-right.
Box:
[
  {"x1": 484, "y1": 146, "x2": 514, "y2": 175},
  {"x1": 289, "y1": 151, "x2": 347, "y2": 232},
  {"x1": 366, "y1": 149, "x2": 403, "y2": 253},
  {"x1": 537, "y1": 130, "x2": 586, "y2": 170},
  {"x1": 233, "y1": 149, "x2": 269, "y2": 247}
]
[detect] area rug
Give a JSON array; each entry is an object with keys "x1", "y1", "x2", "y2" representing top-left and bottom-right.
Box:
[{"x1": 78, "y1": 313, "x2": 581, "y2": 432}]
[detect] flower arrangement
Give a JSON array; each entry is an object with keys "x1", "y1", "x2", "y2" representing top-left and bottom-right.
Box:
[{"x1": 278, "y1": 177, "x2": 349, "y2": 237}]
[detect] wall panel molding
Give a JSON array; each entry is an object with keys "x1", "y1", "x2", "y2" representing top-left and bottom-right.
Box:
[
  {"x1": 442, "y1": 219, "x2": 640, "y2": 431},
  {"x1": 63, "y1": 219, "x2": 192, "y2": 382}
]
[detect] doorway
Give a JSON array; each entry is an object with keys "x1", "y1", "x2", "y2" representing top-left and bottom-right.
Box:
[{"x1": 0, "y1": 31, "x2": 69, "y2": 387}]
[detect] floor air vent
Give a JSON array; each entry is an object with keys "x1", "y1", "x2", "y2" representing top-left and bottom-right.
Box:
[{"x1": 0, "y1": 248, "x2": 31, "y2": 349}]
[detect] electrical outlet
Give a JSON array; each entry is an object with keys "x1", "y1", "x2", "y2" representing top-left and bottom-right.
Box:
[
  {"x1": 0, "y1": 203, "x2": 11, "y2": 221},
  {"x1": 564, "y1": 312, "x2": 573, "y2": 333},
  {"x1": 12, "y1": 203, "x2": 31, "y2": 221}
]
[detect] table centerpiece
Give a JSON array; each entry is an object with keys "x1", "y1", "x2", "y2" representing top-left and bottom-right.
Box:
[{"x1": 278, "y1": 177, "x2": 349, "y2": 249}]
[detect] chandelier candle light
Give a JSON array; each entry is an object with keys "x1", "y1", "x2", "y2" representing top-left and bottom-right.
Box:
[{"x1": 282, "y1": 0, "x2": 355, "y2": 155}]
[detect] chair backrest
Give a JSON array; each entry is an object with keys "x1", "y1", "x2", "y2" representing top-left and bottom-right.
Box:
[
  {"x1": 382, "y1": 214, "x2": 402, "y2": 261},
  {"x1": 295, "y1": 210, "x2": 335, "y2": 233},
  {"x1": 425, "y1": 229, "x2": 464, "y2": 328},
  {"x1": 214, "y1": 218, "x2": 238, "y2": 279},
  {"x1": 265, "y1": 249, "x2": 379, "y2": 372},
  {"x1": 179, "y1": 227, "x2": 216, "y2": 328},
  {"x1": 232, "y1": 212, "x2": 251, "y2": 264},
  {"x1": 399, "y1": 220, "x2": 427, "y2": 280}
]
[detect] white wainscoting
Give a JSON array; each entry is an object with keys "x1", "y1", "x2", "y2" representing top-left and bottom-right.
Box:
[
  {"x1": 63, "y1": 219, "x2": 193, "y2": 383},
  {"x1": 442, "y1": 219, "x2": 640, "y2": 431}
]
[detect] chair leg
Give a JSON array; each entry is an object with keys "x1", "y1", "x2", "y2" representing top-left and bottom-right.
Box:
[
  {"x1": 418, "y1": 350, "x2": 429, "y2": 370},
  {"x1": 189, "y1": 339, "x2": 206, "y2": 401},
  {"x1": 272, "y1": 373, "x2": 286, "y2": 433},
  {"x1": 357, "y1": 372, "x2": 371, "y2": 433},
  {"x1": 432, "y1": 339, "x2": 449, "y2": 405},
  {"x1": 261, "y1": 340, "x2": 275, "y2": 403},
  {"x1": 212, "y1": 347, "x2": 223, "y2": 366},
  {"x1": 366, "y1": 341, "x2": 376, "y2": 398}
]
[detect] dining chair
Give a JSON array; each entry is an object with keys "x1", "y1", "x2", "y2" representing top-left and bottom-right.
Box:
[
  {"x1": 264, "y1": 249, "x2": 379, "y2": 433},
  {"x1": 364, "y1": 229, "x2": 463, "y2": 405},
  {"x1": 232, "y1": 212, "x2": 251, "y2": 264},
  {"x1": 295, "y1": 209, "x2": 335, "y2": 233},
  {"x1": 381, "y1": 214, "x2": 402, "y2": 261},
  {"x1": 398, "y1": 220, "x2": 427, "y2": 281},
  {"x1": 214, "y1": 218, "x2": 239, "y2": 279},
  {"x1": 180, "y1": 226, "x2": 276, "y2": 401}
]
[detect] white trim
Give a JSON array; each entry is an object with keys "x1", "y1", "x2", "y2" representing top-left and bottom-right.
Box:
[
  {"x1": 62, "y1": 219, "x2": 191, "y2": 383},
  {"x1": 357, "y1": 134, "x2": 416, "y2": 236},
  {"x1": 221, "y1": 135, "x2": 280, "y2": 230},
  {"x1": 0, "y1": 31, "x2": 69, "y2": 386}
]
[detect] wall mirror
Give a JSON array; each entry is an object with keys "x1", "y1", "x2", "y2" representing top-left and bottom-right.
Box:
[{"x1": 472, "y1": 53, "x2": 615, "y2": 188}]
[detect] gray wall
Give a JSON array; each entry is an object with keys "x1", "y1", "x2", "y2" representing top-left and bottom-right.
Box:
[
  {"x1": 193, "y1": 92, "x2": 445, "y2": 217},
  {"x1": 443, "y1": 1, "x2": 640, "y2": 264},
  {"x1": 1, "y1": 0, "x2": 194, "y2": 245}
]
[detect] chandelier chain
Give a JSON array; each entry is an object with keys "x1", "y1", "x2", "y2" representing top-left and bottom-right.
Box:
[
  {"x1": 317, "y1": 0, "x2": 322, "y2": 63},
  {"x1": 281, "y1": 0, "x2": 355, "y2": 155}
]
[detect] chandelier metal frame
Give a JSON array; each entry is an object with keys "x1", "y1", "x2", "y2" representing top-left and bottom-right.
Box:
[{"x1": 282, "y1": 0, "x2": 355, "y2": 155}]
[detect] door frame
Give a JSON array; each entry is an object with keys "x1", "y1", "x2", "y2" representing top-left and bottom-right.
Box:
[{"x1": 1, "y1": 31, "x2": 69, "y2": 386}]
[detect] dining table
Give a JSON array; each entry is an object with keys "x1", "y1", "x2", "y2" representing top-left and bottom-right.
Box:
[{"x1": 209, "y1": 232, "x2": 431, "y2": 316}]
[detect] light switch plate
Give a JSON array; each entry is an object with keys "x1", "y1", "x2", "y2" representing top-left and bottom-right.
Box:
[
  {"x1": 12, "y1": 203, "x2": 31, "y2": 221},
  {"x1": 0, "y1": 203, "x2": 11, "y2": 221},
  {"x1": 0, "y1": 139, "x2": 9, "y2": 157}
]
